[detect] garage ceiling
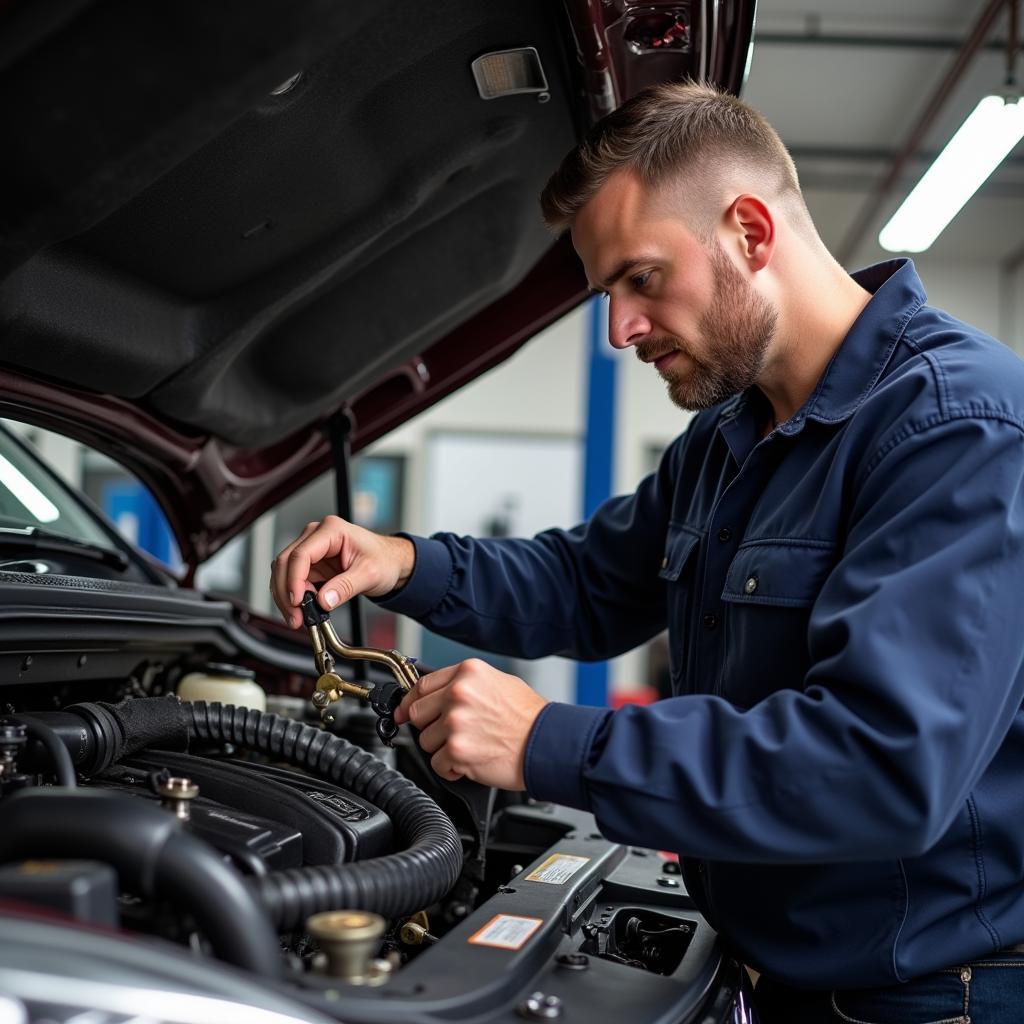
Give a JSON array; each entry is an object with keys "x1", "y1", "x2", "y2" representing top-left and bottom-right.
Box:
[{"x1": 744, "y1": 0, "x2": 1024, "y2": 268}]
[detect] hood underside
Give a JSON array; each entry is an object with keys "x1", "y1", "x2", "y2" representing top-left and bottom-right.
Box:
[{"x1": 0, "y1": 0, "x2": 755, "y2": 565}]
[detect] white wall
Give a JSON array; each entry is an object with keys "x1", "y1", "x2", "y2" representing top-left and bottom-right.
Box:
[
  {"x1": 911, "y1": 257, "x2": 1024, "y2": 357},
  {"x1": 906, "y1": 257, "x2": 1018, "y2": 350},
  {"x1": 997, "y1": 260, "x2": 1024, "y2": 357},
  {"x1": 369, "y1": 307, "x2": 587, "y2": 661},
  {"x1": 372, "y1": 305, "x2": 588, "y2": 539}
]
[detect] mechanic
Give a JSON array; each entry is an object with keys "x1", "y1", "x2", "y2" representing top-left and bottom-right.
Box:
[{"x1": 272, "y1": 83, "x2": 1024, "y2": 1021}]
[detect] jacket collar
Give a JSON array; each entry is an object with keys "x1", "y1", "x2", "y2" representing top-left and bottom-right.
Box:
[
  {"x1": 716, "y1": 259, "x2": 926, "y2": 464},
  {"x1": 783, "y1": 257, "x2": 927, "y2": 430}
]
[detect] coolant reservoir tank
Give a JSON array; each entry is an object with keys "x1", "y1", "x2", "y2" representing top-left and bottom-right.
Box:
[{"x1": 177, "y1": 663, "x2": 267, "y2": 710}]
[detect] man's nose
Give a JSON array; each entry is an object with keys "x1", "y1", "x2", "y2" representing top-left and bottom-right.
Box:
[{"x1": 607, "y1": 299, "x2": 651, "y2": 350}]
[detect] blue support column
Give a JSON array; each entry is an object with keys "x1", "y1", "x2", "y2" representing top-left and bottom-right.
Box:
[
  {"x1": 102, "y1": 481, "x2": 176, "y2": 564},
  {"x1": 575, "y1": 297, "x2": 616, "y2": 706}
]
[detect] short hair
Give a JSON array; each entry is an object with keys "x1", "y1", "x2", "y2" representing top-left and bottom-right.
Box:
[{"x1": 540, "y1": 81, "x2": 807, "y2": 235}]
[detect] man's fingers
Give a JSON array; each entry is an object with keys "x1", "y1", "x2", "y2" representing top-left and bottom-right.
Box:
[
  {"x1": 395, "y1": 686, "x2": 448, "y2": 729},
  {"x1": 416, "y1": 717, "x2": 448, "y2": 754},
  {"x1": 315, "y1": 559, "x2": 380, "y2": 611},
  {"x1": 270, "y1": 521, "x2": 320, "y2": 622},
  {"x1": 276, "y1": 517, "x2": 359, "y2": 624},
  {"x1": 393, "y1": 690, "x2": 413, "y2": 725},
  {"x1": 414, "y1": 664, "x2": 461, "y2": 697},
  {"x1": 430, "y1": 748, "x2": 464, "y2": 782},
  {"x1": 284, "y1": 530, "x2": 345, "y2": 608},
  {"x1": 394, "y1": 660, "x2": 472, "y2": 730}
]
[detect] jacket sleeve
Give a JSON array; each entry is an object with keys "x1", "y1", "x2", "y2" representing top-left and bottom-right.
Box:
[
  {"x1": 525, "y1": 414, "x2": 1024, "y2": 862},
  {"x1": 375, "y1": 434, "x2": 687, "y2": 661}
]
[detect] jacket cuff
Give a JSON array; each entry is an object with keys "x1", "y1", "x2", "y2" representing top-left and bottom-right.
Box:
[
  {"x1": 524, "y1": 701, "x2": 612, "y2": 810},
  {"x1": 374, "y1": 534, "x2": 453, "y2": 618}
]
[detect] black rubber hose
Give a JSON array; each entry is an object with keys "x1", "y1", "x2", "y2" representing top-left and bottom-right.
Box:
[
  {"x1": 187, "y1": 701, "x2": 464, "y2": 931},
  {"x1": 14, "y1": 715, "x2": 77, "y2": 787},
  {"x1": 0, "y1": 789, "x2": 281, "y2": 977}
]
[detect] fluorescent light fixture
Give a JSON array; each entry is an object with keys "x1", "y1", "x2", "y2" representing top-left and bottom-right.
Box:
[
  {"x1": 0, "y1": 453, "x2": 59, "y2": 522},
  {"x1": 879, "y1": 94, "x2": 1024, "y2": 253}
]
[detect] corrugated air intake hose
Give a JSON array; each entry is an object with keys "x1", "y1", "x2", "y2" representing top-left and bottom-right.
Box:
[
  {"x1": 186, "y1": 701, "x2": 464, "y2": 931},
  {"x1": 34, "y1": 696, "x2": 465, "y2": 933}
]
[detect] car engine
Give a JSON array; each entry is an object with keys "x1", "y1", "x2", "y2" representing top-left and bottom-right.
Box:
[{"x1": 0, "y1": 574, "x2": 753, "y2": 1024}]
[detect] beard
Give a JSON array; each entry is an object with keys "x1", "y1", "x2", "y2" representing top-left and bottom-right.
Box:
[{"x1": 635, "y1": 240, "x2": 777, "y2": 411}]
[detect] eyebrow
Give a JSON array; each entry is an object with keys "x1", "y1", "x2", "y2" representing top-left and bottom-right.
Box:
[{"x1": 588, "y1": 255, "x2": 659, "y2": 293}]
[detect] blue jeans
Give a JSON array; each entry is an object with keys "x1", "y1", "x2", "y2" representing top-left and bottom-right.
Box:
[{"x1": 754, "y1": 954, "x2": 1024, "y2": 1023}]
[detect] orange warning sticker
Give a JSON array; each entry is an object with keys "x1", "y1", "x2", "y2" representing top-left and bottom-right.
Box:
[
  {"x1": 525, "y1": 853, "x2": 590, "y2": 885},
  {"x1": 467, "y1": 913, "x2": 544, "y2": 950}
]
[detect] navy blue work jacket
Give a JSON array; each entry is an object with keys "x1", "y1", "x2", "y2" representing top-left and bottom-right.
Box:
[{"x1": 380, "y1": 260, "x2": 1024, "y2": 988}]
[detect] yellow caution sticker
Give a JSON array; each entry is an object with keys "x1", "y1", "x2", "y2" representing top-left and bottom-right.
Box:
[
  {"x1": 467, "y1": 913, "x2": 543, "y2": 950},
  {"x1": 524, "y1": 853, "x2": 590, "y2": 885}
]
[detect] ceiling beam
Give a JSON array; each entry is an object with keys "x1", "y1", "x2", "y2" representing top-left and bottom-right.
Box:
[
  {"x1": 789, "y1": 144, "x2": 1024, "y2": 166},
  {"x1": 799, "y1": 171, "x2": 1024, "y2": 198},
  {"x1": 835, "y1": 0, "x2": 1011, "y2": 266},
  {"x1": 757, "y1": 31, "x2": 1007, "y2": 52}
]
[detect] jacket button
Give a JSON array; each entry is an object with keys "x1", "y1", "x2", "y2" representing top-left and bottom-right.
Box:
[
  {"x1": 661, "y1": 556, "x2": 669, "y2": 569},
  {"x1": 744, "y1": 576, "x2": 759, "y2": 595},
  {"x1": 717, "y1": 527, "x2": 732, "y2": 543},
  {"x1": 702, "y1": 612, "x2": 718, "y2": 629}
]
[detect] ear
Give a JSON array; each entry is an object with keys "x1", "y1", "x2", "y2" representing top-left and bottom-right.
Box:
[{"x1": 725, "y1": 194, "x2": 775, "y2": 272}]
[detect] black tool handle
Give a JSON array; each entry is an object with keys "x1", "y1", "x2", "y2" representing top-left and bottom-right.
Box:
[{"x1": 300, "y1": 590, "x2": 331, "y2": 627}]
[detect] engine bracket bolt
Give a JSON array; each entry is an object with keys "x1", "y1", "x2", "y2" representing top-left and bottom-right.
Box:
[
  {"x1": 0, "y1": 719, "x2": 26, "y2": 779},
  {"x1": 518, "y1": 992, "x2": 563, "y2": 1019},
  {"x1": 157, "y1": 776, "x2": 199, "y2": 820},
  {"x1": 555, "y1": 953, "x2": 589, "y2": 971}
]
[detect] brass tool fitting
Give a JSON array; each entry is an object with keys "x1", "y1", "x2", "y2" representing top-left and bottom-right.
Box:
[
  {"x1": 399, "y1": 911, "x2": 438, "y2": 946},
  {"x1": 301, "y1": 592, "x2": 418, "y2": 729}
]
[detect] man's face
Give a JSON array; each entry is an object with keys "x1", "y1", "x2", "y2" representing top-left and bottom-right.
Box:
[{"x1": 571, "y1": 169, "x2": 777, "y2": 411}]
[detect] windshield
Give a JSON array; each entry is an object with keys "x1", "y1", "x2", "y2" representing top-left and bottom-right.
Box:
[{"x1": 0, "y1": 424, "x2": 121, "y2": 549}]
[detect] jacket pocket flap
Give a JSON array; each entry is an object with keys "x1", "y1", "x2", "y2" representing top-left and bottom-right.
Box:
[
  {"x1": 658, "y1": 523, "x2": 701, "y2": 582},
  {"x1": 722, "y1": 540, "x2": 835, "y2": 607}
]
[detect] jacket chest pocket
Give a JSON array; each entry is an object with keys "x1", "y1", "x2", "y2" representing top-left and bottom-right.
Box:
[
  {"x1": 718, "y1": 540, "x2": 836, "y2": 707},
  {"x1": 659, "y1": 523, "x2": 702, "y2": 693}
]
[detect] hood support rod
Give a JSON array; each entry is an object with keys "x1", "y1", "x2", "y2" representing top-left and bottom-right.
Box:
[{"x1": 326, "y1": 409, "x2": 370, "y2": 682}]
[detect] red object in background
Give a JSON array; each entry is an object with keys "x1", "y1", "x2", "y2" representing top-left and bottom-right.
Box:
[
  {"x1": 610, "y1": 686, "x2": 659, "y2": 709},
  {"x1": 367, "y1": 612, "x2": 396, "y2": 651}
]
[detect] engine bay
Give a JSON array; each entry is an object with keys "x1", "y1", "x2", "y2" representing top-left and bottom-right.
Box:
[{"x1": 0, "y1": 573, "x2": 751, "y2": 1024}]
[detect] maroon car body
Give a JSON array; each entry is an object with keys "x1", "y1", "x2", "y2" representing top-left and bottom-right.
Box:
[{"x1": 0, "y1": 0, "x2": 755, "y2": 568}]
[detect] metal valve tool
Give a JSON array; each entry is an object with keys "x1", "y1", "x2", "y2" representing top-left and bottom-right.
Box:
[{"x1": 301, "y1": 591, "x2": 418, "y2": 745}]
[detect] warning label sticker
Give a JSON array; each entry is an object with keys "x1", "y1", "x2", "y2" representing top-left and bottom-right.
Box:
[
  {"x1": 525, "y1": 853, "x2": 590, "y2": 885},
  {"x1": 467, "y1": 914, "x2": 543, "y2": 950}
]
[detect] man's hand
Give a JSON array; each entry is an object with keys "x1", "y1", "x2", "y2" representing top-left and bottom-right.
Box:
[
  {"x1": 393, "y1": 659, "x2": 549, "y2": 789},
  {"x1": 270, "y1": 515, "x2": 415, "y2": 629}
]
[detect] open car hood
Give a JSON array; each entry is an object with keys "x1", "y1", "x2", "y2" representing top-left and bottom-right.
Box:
[{"x1": 0, "y1": 0, "x2": 755, "y2": 567}]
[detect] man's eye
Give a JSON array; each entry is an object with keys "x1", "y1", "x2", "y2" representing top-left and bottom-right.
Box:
[{"x1": 631, "y1": 271, "x2": 653, "y2": 290}]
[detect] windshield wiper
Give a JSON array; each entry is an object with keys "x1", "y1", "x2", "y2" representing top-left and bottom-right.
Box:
[{"x1": 0, "y1": 526, "x2": 130, "y2": 571}]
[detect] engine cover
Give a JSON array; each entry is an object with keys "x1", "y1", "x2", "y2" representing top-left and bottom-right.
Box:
[{"x1": 97, "y1": 751, "x2": 393, "y2": 873}]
